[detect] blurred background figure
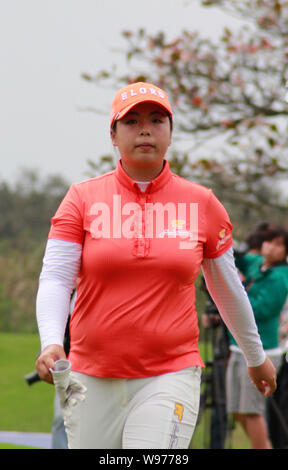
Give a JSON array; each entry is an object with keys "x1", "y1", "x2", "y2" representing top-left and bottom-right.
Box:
[
  {"x1": 226, "y1": 224, "x2": 288, "y2": 449},
  {"x1": 236, "y1": 221, "x2": 277, "y2": 256},
  {"x1": 199, "y1": 221, "x2": 282, "y2": 449}
]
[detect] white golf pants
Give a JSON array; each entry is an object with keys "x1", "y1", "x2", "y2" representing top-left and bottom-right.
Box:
[{"x1": 52, "y1": 362, "x2": 201, "y2": 449}]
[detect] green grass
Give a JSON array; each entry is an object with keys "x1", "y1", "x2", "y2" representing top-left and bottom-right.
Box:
[
  {"x1": 190, "y1": 409, "x2": 250, "y2": 449},
  {"x1": 0, "y1": 443, "x2": 38, "y2": 449},
  {"x1": 0, "y1": 332, "x2": 55, "y2": 433},
  {"x1": 0, "y1": 332, "x2": 250, "y2": 449}
]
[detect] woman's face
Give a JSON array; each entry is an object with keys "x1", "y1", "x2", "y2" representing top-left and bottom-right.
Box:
[
  {"x1": 110, "y1": 102, "x2": 172, "y2": 173},
  {"x1": 261, "y1": 236, "x2": 287, "y2": 266}
]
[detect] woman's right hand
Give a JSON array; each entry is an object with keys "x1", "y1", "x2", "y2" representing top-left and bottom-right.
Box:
[{"x1": 36, "y1": 344, "x2": 67, "y2": 384}]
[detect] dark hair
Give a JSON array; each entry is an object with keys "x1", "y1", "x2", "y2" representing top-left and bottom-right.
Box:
[
  {"x1": 263, "y1": 225, "x2": 288, "y2": 255},
  {"x1": 245, "y1": 221, "x2": 277, "y2": 251}
]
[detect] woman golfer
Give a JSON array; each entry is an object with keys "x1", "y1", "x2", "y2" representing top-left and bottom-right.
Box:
[{"x1": 36, "y1": 82, "x2": 276, "y2": 449}]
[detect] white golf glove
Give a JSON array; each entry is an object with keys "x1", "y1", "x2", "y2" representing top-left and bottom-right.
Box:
[{"x1": 50, "y1": 359, "x2": 87, "y2": 409}]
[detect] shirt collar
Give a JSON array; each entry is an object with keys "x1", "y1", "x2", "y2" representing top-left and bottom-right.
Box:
[{"x1": 115, "y1": 159, "x2": 172, "y2": 193}]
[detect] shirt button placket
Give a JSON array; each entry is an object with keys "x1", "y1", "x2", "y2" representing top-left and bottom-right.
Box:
[{"x1": 138, "y1": 196, "x2": 146, "y2": 257}]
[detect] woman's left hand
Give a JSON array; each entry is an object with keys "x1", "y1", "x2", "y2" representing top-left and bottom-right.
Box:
[{"x1": 248, "y1": 356, "x2": 277, "y2": 396}]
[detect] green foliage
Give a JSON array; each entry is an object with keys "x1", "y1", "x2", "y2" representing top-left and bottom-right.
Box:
[
  {"x1": 0, "y1": 284, "x2": 16, "y2": 331},
  {"x1": 0, "y1": 169, "x2": 69, "y2": 251},
  {"x1": 0, "y1": 243, "x2": 47, "y2": 333},
  {"x1": 0, "y1": 169, "x2": 69, "y2": 333}
]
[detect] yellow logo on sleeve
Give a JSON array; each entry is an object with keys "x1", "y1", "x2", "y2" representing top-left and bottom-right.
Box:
[{"x1": 219, "y1": 229, "x2": 226, "y2": 239}]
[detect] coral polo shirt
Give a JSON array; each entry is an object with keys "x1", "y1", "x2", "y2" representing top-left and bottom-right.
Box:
[{"x1": 48, "y1": 160, "x2": 233, "y2": 378}]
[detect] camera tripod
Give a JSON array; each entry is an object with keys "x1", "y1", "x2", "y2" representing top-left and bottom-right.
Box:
[
  {"x1": 266, "y1": 355, "x2": 288, "y2": 449},
  {"x1": 198, "y1": 319, "x2": 288, "y2": 449},
  {"x1": 196, "y1": 312, "x2": 232, "y2": 449}
]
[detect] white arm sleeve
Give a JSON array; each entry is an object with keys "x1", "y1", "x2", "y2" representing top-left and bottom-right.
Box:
[
  {"x1": 36, "y1": 239, "x2": 82, "y2": 351},
  {"x1": 201, "y1": 247, "x2": 266, "y2": 367}
]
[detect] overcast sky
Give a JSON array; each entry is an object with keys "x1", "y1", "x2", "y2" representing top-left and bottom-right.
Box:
[{"x1": 0, "y1": 0, "x2": 245, "y2": 185}]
